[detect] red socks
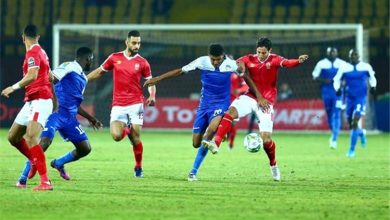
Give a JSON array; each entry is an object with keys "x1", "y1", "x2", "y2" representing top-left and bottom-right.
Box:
[
  {"x1": 29, "y1": 144, "x2": 49, "y2": 183},
  {"x1": 263, "y1": 140, "x2": 276, "y2": 166},
  {"x1": 228, "y1": 125, "x2": 237, "y2": 147},
  {"x1": 15, "y1": 138, "x2": 32, "y2": 160},
  {"x1": 133, "y1": 142, "x2": 143, "y2": 168},
  {"x1": 215, "y1": 113, "x2": 233, "y2": 146}
]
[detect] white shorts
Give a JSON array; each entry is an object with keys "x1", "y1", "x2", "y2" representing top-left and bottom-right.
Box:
[
  {"x1": 231, "y1": 95, "x2": 274, "y2": 132},
  {"x1": 14, "y1": 99, "x2": 53, "y2": 127},
  {"x1": 110, "y1": 103, "x2": 144, "y2": 125}
]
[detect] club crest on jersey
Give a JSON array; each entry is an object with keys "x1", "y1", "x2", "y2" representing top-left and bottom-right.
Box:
[
  {"x1": 135, "y1": 63, "x2": 140, "y2": 70},
  {"x1": 28, "y1": 57, "x2": 35, "y2": 67}
]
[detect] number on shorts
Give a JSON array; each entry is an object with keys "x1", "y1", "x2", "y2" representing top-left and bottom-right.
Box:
[{"x1": 75, "y1": 125, "x2": 85, "y2": 134}]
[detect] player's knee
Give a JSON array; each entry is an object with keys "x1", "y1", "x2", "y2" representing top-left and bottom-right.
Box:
[
  {"x1": 112, "y1": 134, "x2": 123, "y2": 142},
  {"x1": 192, "y1": 141, "x2": 201, "y2": 148},
  {"x1": 7, "y1": 135, "x2": 18, "y2": 147},
  {"x1": 39, "y1": 138, "x2": 52, "y2": 151},
  {"x1": 78, "y1": 146, "x2": 91, "y2": 158}
]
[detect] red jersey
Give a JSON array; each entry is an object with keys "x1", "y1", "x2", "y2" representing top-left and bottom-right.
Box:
[
  {"x1": 23, "y1": 44, "x2": 53, "y2": 101},
  {"x1": 230, "y1": 74, "x2": 248, "y2": 102},
  {"x1": 238, "y1": 53, "x2": 300, "y2": 104},
  {"x1": 101, "y1": 52, "x2": 152, "y2": 106}
]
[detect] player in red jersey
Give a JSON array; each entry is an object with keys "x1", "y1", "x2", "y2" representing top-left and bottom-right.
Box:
[
  {"x1": 87, "y1": 30, "x2": 156, "y2": 178},
  {"x1": 202, "y1": 37, "x2": 308, "y2": 181},
  {"x1": 227, "y1": 73, "x2": 249, "y2": 149},
  {"x1": 1, "y1": 24, "x2": 53, "y2": 191}
]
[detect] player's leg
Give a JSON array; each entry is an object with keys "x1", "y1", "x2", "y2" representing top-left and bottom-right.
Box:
[
  {"x1": 330, "y1": 97, "x2": 343, "y2": 149},
  {"x1": 228, "y1": 122, "x2": 238, "y2": 149},
  {"x1": 8, "y1": 102, "x2": 31, "y2": 160},
  {"x1": 109, "y1": 106, "x2": 130, "y2": 141},
  {"x1": 347, "y1": 100, "x2": 366, "y2": 157},
  {"x1": 126, "y1": 103, "x2": 145, "y2": 177},
  {"x1": 51, "y1": 118, "x2": 90, "y2": 180},
  {"x1": 188, "y1": 111, "x2": 215, "y2": 181},
  {"x1": 256, "y1": 105, "x2": 280, "y2": 181},
  {"x1": 204, "y1": 95, "x2": 254, "y2": 153}
]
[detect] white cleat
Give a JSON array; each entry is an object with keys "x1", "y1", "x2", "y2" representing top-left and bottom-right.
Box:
[
  {"x1": 270, "y1": 165, "x2": 281, "y2": 181},
  {"x1": 187, "y1": 173, "x2": 198, "y2": 182},
  {"x1": 329, "y1": 137, "x2": 337, "y2": 149},
  {"x1": 202, "y1": 140, "x2": 219, "y2": 154}
]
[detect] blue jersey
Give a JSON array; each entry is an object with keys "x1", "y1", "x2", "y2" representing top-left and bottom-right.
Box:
[
  {"x1": 312, "y1": 58, "x2": 345, "y2": 98},
  {"x1": 52, "y1": 61, "x2": 88, "y2": 116},
  {"x1": 182, "y1": 56, "x2": 238, "y2": 109},
  {"x1": 333, "y1": 61, "x2": 377, "y2": 99}
]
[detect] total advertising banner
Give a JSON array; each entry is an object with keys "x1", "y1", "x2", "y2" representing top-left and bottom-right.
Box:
[{"x1": 142, "y1": 98, "x2": 328, "y2": 130}]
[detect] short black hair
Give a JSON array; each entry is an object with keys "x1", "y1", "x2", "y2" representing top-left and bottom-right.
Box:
[
  {"x1": 256, "y1": 37, "x2": 272, "y2": 49},
  {"x1": 23, "y1": 24, "x2": 38, "y2": 38},
  {"x1": 76, "y1": 47, "x2": 93, "y2": 58},
  {"x1": 128, "y1": 30, "x2": 140, "y2": 38},
  {"x1": 208, "y1": 43, "x2": 224, "y2": 56}
]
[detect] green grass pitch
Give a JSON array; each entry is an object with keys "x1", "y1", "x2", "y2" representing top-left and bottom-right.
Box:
[{"x1": 0, "y1": 129, "x2": 389, "y2": 220}]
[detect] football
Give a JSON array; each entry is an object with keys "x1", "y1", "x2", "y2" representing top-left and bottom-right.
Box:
[{"x1": 243, "y1": 133, "x2": 263, "y2": 153}]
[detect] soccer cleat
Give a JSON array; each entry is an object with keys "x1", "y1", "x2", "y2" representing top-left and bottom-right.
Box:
[
  {"x1": 202, "y1": 140, "x2": 219, "y2": 154},
  {"x1": 28, "y1": 164, "x2": 37, "y2": 179},
  {"x1": 346, "y1": 150, "x2": 356, "y2": 158},
  {"x1": 51, "y1": 160, "x2": 71, "y2": 180},
  {"x1": 270, "y1": 165, "x2": 281, "y2": 181},
  {"x1": 134, "y1": 167, "x2": 143, "y2": 178},
  {"x1": 33, "y1": 181, "x2": 53, "y2": 191},
  {"x1": 187, "y1": 173, "x2": 198, "y2": 182},
  {"x1": 15, "y1": 180, "x2": 27, "y2": 188}
]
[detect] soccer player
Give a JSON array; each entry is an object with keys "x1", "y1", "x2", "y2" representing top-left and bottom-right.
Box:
[
  {"x1": 202, "y1": 37, "x2": 309, "y2": 181},
  {"x1": 227, "y1": 73, "x2": 249, "y2": 149},
  {"x1": 333, "y1": 49, "x2": 376, "y2": 158},
  {"x1": 87, "y1": 30, "x2": 156, "y2": 177},
  {"x1": 144, "y1": 44, "x2": 241, "y2": 181},
  {"x1": 1, "y1": 24, "x2": 53, "y2": 191},
  {"x1": 312, "y1": 47, "x2": 346, "y2": 149},
  {"x1": 15, "y1": 47, "x2": 103, "y2": 187}
]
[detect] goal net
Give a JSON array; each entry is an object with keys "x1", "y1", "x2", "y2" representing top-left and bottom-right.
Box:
[{"x1": 53, "y1": 24, "x2": 371, "y2": 131}]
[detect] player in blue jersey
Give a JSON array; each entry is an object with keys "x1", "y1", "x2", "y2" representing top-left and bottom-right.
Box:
[
  {"x1": 312, "y1": 47, "x2": 346, "y2": 149},
  {"x1": 16, "y1": 47, "x2": 103, "y2": 187},
  {"x1": 144, "y1": 44, "x2": 243, "y2": 181},
  {"x1": 333, "y1": 49, "x2": 377, "y2": 158}
]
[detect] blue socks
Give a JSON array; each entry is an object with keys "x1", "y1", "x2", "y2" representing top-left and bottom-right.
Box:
[
  {"x1": 190, "y1": 145, "x2": 209, "y2": 175},
  {"x1": 19, "y1": 161, "x2": 31, "y2": 182},
  {"x1": 331, "y1": 109, "x2": 341, "y2": 142},
  {"x1": 54, "y1": 152, "x2": 78, "y2": 167},
  {"x1": 349, "y1": 129, "x2": 361, "y2": 152}
]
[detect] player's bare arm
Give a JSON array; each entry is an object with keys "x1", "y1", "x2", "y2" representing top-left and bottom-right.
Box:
[
  {"x1": 78, "y1": 106, "x2": 103, "y2": 130},
  {"x1": 146, "y1": 85, "x2": 156, "y2": 106},
  {"x1": 87, "y1": 67, "x2": 105, "y2": 81},
  {"x1": 243, "y1": 70, "x2": 270, "y2": 111},
  {"x1": 143, "y1": 68, "x2": 183, "y2": 87},
  {"x1": 1, "y1": 67, "x2": 39, "y2": 98}
]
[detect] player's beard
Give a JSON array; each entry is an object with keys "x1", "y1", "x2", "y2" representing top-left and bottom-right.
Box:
[
  {"x1": 84, "y1": 64, "x2": 91, "y2": 71},
  {"x1": 128, "y1": 48, "x2": 139, "y2": 56}
]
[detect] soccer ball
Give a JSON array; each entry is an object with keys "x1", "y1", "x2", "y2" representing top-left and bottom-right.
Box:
[{"x1": 243, "y1": 133, "x2": 263, "y2": 153}]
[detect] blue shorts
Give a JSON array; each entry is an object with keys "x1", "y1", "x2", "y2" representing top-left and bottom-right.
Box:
[
  {"x1": 346, "y1": 96, "x2": 366, "y2": 119},
  {"x1": 193, "y1": 104, "x2": 229, "y2": 134},
  {"x1": 41, "y1": 112, "x2": 88, "y2": 143}
]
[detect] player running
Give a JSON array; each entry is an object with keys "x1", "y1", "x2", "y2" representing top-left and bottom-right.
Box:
[
  {"x1": 1, "y1": 24, "x2": 53, "y2": 191},
  {"x1": 87, "y1": 30, "x2": 156, "y2": 178},
  {"x1": 15, "y1": 47, "x2": 102, "y2": 187},
  {"x1": 144, "y1": 44, "x2": 242, "y2": 181},
  {"x1": 202, "y1": 37, "x2": 308, "y2": 181},
  {"x1": 333, "y1": 49, "x2": 377, "y2": 158},
  {"x1": 312, "y1": 47, "x2": 346, "y2": 149}
]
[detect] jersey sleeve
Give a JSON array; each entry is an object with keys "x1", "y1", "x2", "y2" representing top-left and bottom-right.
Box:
[
  {"x1": 181, "y1": 57, "x2": 202, "y2": 73},
  {"x1": 52, "y1": 62, "x2": 71, "y2": 80},
  {"x1": 101, "y1": 54, "x2": 114, "y2": 72},
  {"x1": 142, "y1": 60, "x2": 152, "y2": 79},
  {"x1": 236, "y1": 55, "x2": 249, "y2": 67},
  {"x1": 312, "y1": 61, "x2": 322, "y2": 79},
  {"x1": 26, "y1": 51, "x2": 41, "y2": 71},
  {"x1": 366, "y1": 64, "x2": 377, "y2": 87}
]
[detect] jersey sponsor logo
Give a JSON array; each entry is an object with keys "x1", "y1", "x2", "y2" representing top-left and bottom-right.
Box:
[
  {"x1": 249, "y1": 63, "x2": 256, "y2": 68},
  {"x1": 135, "y1": 63, "x2": 140, "y2": 71},
  {"x1": 116, "y1": 60, "x2": 122, "y2": 64},
  {"x1": 226, "y1": 65, "x2": 232, "y2": 70},
  {"x1": 28, "y1": 57, "x2": 35, "y2": 67}
]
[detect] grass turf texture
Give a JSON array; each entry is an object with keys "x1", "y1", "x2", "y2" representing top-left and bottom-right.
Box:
[{"x1": 0, "y1": 129, "x2": 389, "y2": 220}]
